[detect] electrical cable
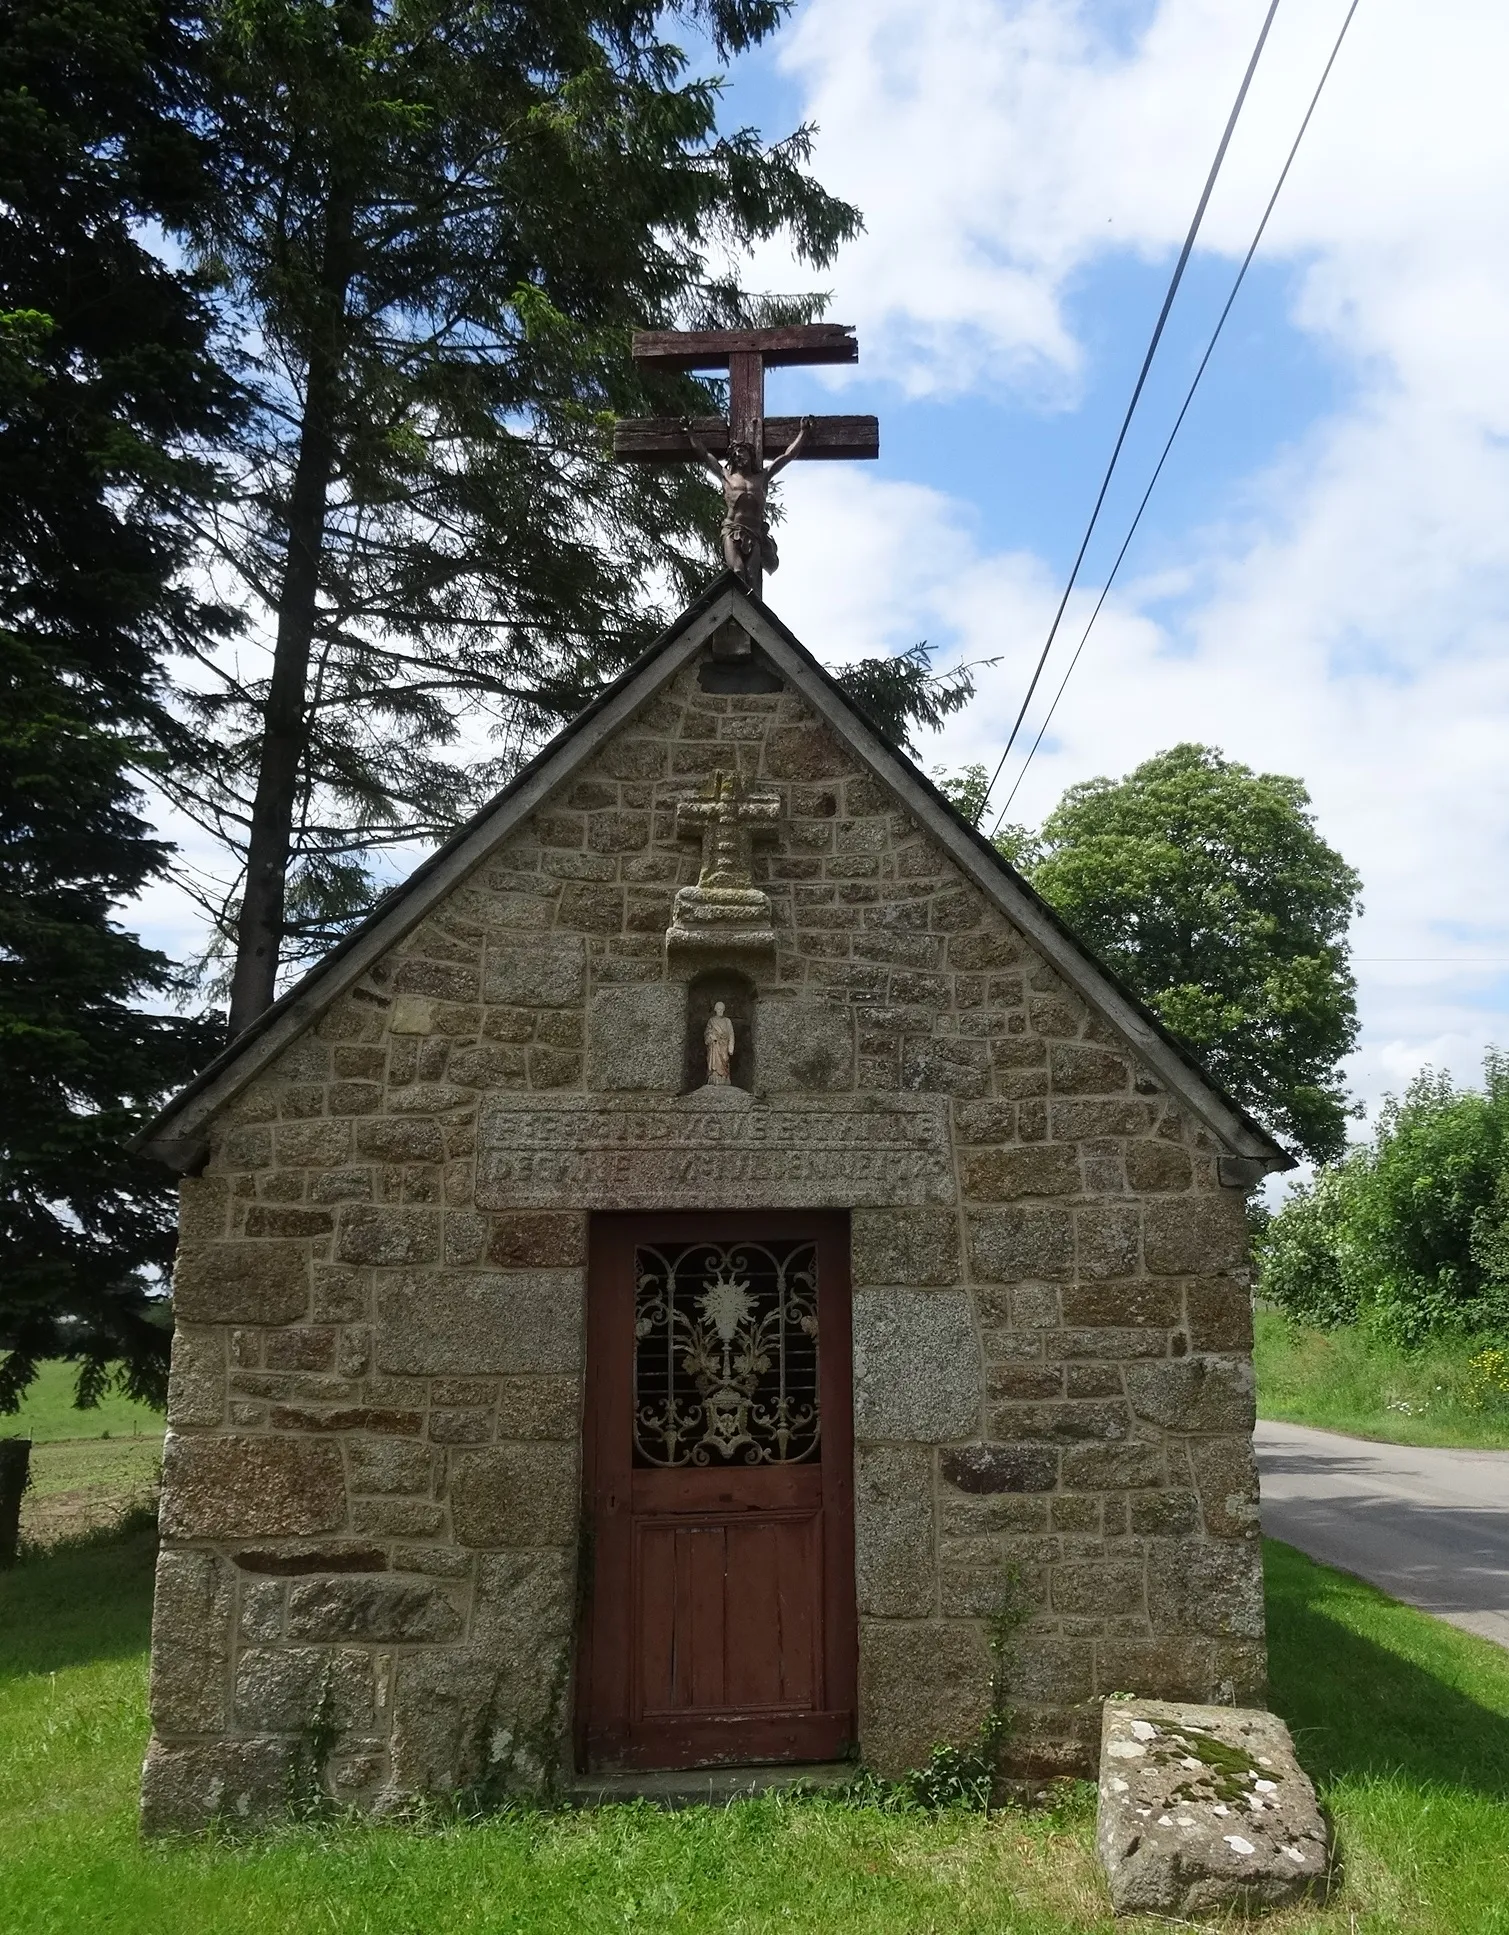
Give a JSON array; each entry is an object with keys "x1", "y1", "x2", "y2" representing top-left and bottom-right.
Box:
[
  {"x1": 975, "y1": 0, "x2": 1283, "y2": 827},
  {"x1": 992, "y1": 0, "x2": 1363, "y2": 829}
]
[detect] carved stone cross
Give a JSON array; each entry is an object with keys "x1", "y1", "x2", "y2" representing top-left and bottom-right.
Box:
[
  {"x1": 614, "y1": 324, "x2": 879, "y2": 599},
  {"x1": 667, "y1": 770, "x2": 782, "y2": 956}
]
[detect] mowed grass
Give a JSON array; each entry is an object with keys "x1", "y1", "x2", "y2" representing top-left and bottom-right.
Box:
[
  {"x1": 2, "y1": 1532, "x2": 1508, "y2": 1933},
  {"x1": 5, "y1": 1358, "x2": 165, "y2": 1445},
  {"x1": 1255, "y1": 1308, "x2": 1509, "y2": 1450},
  {"x1": 2, "y1": 1361, "x2": 164, "y2": 1549}
]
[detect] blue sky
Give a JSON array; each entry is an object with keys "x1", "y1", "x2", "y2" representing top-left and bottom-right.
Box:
[
  {"x1": 133, "y1": 0, "x2": 1509, "y2": 1139},
  {"x1": 696, "y1": 0, "x2": 1509, "y2": 1129}
]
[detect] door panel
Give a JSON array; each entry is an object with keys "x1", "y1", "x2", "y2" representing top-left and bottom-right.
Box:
[{"x1": 578, "y1": 1212, "x2": 856, "y2": 1772}]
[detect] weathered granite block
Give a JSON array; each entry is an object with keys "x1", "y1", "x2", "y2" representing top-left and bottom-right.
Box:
[
  {"x1": 1144, "y1": 1196, "x2": 1248, "y2": 1275},
  {"x1": 1188, "y1": 1435, "x2": 1262, "y2": 1539},
  {"x1": 375, "y1": 1270, "x2": 583, "y2": 1376},
  {"x1": 140, "y1": 1737, "x2": 298, "y2": 1835},
  {"x1": 851, "y1": 1207, "x2": 960, "y2": 1286},
  {"x1": 166, "y1": 1327, "x2": 225, "y2": 1428},
  {"x1": 968, "y1": 1207, "x2": 1074, "y2": 1281},
  {"x1": 855, "y1": 1446, "x2": 935, "y2": 1616},
  {"x1": 483, "y1": 940, "x2": 584, "y2": 1013},
  {"x1": 1125, "y1": 1357, "x2": 1256, "y2": 1434},
  {"x1": 450, "y1": 1444, "x2": 578, "y2": 1547},
  {"x1": 859, "y1": 1619, "x2": 993, "y2": 1775},
  {"x1": 1096, "y1": 1700, "x2": 1328, "y2": 1917},
  {"x1": 852, "y1": 1290, "x2": 979, "y2": 1442},
  {"x1": 386, "y1": 1649, "x2": 501, "y2": 1801},
  {"x1": 1011, "y1": 1635, "x2": 1095, "y2": 1705},
  {"x1": 900, "y1": 1037, "x2": 990, "y2": 1097},
  {"x1": 347, "y1": 1437, "x2": 433, "y2": 1495},
  {"x1": 233, "y1": 1646, "x2": 375, "y2": 1732},
  {"x1": 160, "y1": 1434, "x2": 346, "y2": 1539},
  {"x1": 1147, "y1": 1539, "x2": 1266, "y2": 1639},
  {"x1": 336, "y1": 1207, "x2": 439, "y2": 1267},
  {"x1": 496, "y1": 1376, "x2": 580, "y2": 1440},
  {"x1": 284, "y1": 1577, "x2": 464, "y2": 1642},
  {"x1": 473, "y1": 1549, "x2": 577, "y2": 1738},
  {"x1": 940, "y1": 1444, "x2": 1059, "y2": 1493},
  {"x1": 148, "y1": 1550, "x2": 234, "y2": 1734},
  {"x1": 587, "y1": 983, "x2": 684, "y2": 1090},
  {"x1": 485, "y1": 1212, "x2": 586, "y2": 1268},
  {"x1": 759, "y1": 998, "x2": 855, "y2": 1090},
  {"x1": 1185, "y1": 1278, "x2": 1255, "y2": 1351},
  {"x1": 961, "y1": 1145, "x2": 1080, "y2": 1200},
  {"x1": 174, "y1": 1243, "x2": 308, "y2": 1326}
]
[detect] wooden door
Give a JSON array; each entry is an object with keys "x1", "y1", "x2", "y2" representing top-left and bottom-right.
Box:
[{"x1": 577, "y1": 1211, "x2": 857, "y2": 1772}]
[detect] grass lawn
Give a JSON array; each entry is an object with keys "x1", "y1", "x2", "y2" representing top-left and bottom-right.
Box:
[
  {"x1": 4, "y1": 1359, "x2": 165, "y2": 1446},
  {"x1": 1255, "y1": 1308, "x2": 1509, "y2": 1451},
  {"x1": 2, "y1": 1361, "x2": 165, "y2": 1551},
  {"x1": 2, "y1": 1529, "x2": 1507, "y2": 1933}
]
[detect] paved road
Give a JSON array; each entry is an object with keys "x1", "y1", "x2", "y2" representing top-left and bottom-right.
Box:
[{"x1": 1255, "y1": 1419, "x2": 1509, "y2": 1649}]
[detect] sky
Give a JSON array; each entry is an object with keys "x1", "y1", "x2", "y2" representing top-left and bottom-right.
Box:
[
  {"x1": 706, "y1": 0, "x2": 1509, "y2": 1132},
  {"x1": 133, "y1": 0, "x2": 1509, "y2": 1143}
]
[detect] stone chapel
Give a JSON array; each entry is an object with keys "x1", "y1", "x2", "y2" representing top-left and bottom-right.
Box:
[{"x1": 137, "y1": 574, "x2": 1289, "y2": 1831}]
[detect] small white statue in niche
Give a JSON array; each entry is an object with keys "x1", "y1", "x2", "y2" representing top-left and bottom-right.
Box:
[{"x1": 704, "y1": 1001, "x2": 736, "y2": 1085}]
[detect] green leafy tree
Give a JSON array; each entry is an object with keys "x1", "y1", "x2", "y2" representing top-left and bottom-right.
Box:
[
  {"x1": 1260, "y1": 1054, "x2": 1509, "y2": 1346},
  {"x1": 0, "y1": 0, "x2": 233, "y2": 1410},
  {"x1": 942, "y1": 745, "x2": 1360, "y2": 1162},
  {"x1": 1255, "y1": 1169, "x2": 1357, "y2": 1331},
  {"x1": 163, "y1": 0, "x2": 861, "y2": 1032}
]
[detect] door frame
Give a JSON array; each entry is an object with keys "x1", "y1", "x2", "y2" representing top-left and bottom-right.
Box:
[{"x1": 574, "y1": 1209, "x2": 857, "y2": 1772}]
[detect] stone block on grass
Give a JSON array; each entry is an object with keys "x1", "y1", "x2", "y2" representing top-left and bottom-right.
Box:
[{"x1": 1096, "y1": 1699, "x2": 1328, "y2": 1918}]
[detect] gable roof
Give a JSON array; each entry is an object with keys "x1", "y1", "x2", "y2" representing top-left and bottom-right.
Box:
[{"x1": 142, "y1": 575, "x2": 1292, "y2": 1174}]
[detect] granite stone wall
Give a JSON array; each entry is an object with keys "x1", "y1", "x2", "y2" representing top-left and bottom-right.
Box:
[{"x1": 142, "y1": 653, "x2": 1264, "y2": 1830}]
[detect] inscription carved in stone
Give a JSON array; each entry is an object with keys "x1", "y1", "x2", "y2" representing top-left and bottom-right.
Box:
[{"x1": 476, "y1": 1094, "x2": 954, "y2": 1209}]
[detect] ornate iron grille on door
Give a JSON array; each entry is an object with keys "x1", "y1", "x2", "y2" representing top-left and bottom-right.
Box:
[{"x1": 632, "y1": 1240, "x2": 820, "y2": 1467}]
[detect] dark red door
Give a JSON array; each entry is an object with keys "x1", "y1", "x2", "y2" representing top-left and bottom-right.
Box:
[{"x1": 577, "y1": 1212, "x2": 857, "y2": 1772}]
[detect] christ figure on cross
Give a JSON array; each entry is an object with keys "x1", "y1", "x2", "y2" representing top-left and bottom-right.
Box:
[
  {"x1": 681, "y1": 413, "x2": 814, "y2": 585},
  {"x1": 614, "y1": 323, "x2": 877, "y2": 599}
]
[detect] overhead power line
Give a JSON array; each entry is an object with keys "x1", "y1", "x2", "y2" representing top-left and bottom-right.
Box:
[
  {"x1": 992, "y1": 0, "x2": 1363, "y2": 829},
  {"x1": 976, "y1": 0, "x2": 1283, "y2": 828}
]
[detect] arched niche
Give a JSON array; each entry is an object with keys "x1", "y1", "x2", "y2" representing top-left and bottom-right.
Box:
[{"x1": 683, "y1": 969, "x2": 757, "y2": 1094}]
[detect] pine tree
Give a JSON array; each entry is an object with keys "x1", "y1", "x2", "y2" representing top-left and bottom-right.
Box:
[
  {"x1": 159, "y1": 0, "x2": 862, "y2": 1032},
  {"x1": 0, "y1": 0, "x2": 234, "y2": 1409}
]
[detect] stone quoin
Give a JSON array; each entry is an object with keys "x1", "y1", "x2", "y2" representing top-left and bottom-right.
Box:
[{"x1": 136, "y1": 574, "x2": 1290, "y2": 1830}]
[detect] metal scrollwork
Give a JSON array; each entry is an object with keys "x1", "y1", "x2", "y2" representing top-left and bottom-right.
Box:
[{"x1": 633, "y1": 1241, "x2": 820, "y2": 1467}]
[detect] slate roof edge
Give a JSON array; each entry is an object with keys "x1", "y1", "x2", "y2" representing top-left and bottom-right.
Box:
[{"x1": 140, "y1": 572, "x2": 1292, "y2": 1173}]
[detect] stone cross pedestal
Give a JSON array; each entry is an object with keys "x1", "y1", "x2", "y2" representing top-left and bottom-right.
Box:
[{"x1": 667, "y1": 770, "x2": 781, "y2": 956}]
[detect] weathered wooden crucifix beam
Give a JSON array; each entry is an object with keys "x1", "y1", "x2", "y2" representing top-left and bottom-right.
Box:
[{"x1": 614, "y1": 323, "x2": 879, "y2": 598}]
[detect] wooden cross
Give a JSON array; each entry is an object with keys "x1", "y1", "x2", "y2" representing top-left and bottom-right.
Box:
[{"x1": 614, "y1": 324, "x2": 879, "y2": 598}]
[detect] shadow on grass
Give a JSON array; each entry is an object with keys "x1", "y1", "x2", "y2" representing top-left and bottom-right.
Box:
[
  {"x1": 1265, "y1": 1537, "x2": 1509, "y2": 1799},
  {"x1": 0, "y1": 1511, "x2": 157, "y2": 1680}
]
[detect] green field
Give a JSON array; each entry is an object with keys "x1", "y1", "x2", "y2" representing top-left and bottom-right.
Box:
[
  {"x1": 4, "y1": 1357, "x2": 165, "y2": 1445},
  {"x1": 1, "y1": 1526, "x2": 1507, "y2": 1934},
  {"x1": 2, "y1": 1360, "x2": 165, "y2": 1550},
  {"x1": 1255, "y1": 1308, "x2": 1509, "y2": 1450}
]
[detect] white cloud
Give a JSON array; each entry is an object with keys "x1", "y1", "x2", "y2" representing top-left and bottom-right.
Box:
[
  {"x1": 745, "y1": 0, "x2": 1509, "y2": 1129},
  {"x1": 770, "y1": 438, "x2": 1509, "y2": 1130},
  {"x1": 125, "y1": 0, "x2": 1509, "y2": 1134}
]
